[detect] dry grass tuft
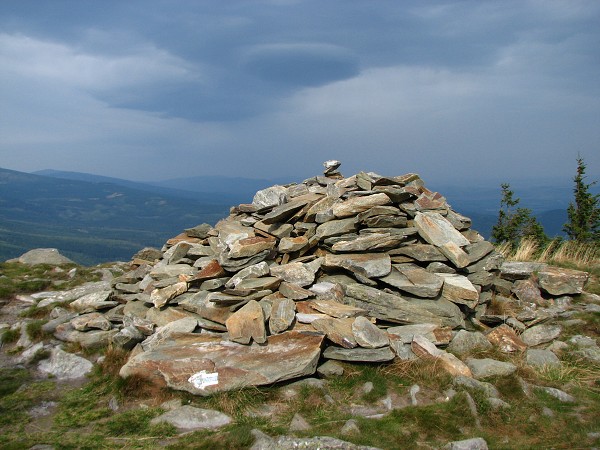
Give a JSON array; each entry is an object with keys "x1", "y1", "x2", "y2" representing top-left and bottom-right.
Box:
[
  {"x1": 504, "y1": 238, "x2": 599, "y2": 267},
  {"x1": 382, "y1": 357, "x2": 452, "y2": 389}
]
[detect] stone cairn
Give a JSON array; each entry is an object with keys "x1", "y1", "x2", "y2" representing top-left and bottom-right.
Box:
[{"x1": 48, "y1": 161, "x2": 590, "y2": 395}]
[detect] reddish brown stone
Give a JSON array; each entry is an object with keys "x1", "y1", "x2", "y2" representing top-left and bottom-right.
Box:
[{"x1": 193, "y1": 260, "x2": 226, "y2": 281}]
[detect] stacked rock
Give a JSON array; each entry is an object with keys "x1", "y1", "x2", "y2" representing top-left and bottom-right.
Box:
[{"x1": 99, "y1": 162, "x2": 589, "y2": 395}]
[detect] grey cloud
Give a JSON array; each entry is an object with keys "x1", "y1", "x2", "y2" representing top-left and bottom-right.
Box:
[{"x1": 241, "y1": 43, "x2": 359, "y2": 87}]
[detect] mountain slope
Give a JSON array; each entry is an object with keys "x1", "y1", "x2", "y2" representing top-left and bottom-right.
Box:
[{"x1": 0, "y1": 168, "x2": 230, "y2": 264}]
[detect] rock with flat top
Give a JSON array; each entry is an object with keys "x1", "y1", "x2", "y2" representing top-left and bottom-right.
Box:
[{"x1": 120, "y1": 331, "x2": 325, "y2": 395}]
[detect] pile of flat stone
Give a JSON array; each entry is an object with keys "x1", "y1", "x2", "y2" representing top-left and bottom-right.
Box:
[{"x1": 39, "y1": 161, "x2": 592, "y2": 395}]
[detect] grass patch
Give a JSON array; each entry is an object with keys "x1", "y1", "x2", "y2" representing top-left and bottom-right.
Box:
[
  {"x1": 0, "y1": 328, "x2": 20, "y2": 345},
  {"x1": 166, "y1": 424, "x2": 255, "y2": 450},
  {"x1": 25, "y1": 319, "x2": 51, "y2": 342},
  {"x1": 0, "y1": 262, "x2": 105, "y2": 301},
  {"x1": 0, "y1": 368, "x2": 31, "y2": 397},
  {"x1": 329, "y1": 363, "x2": 390, "y2": 403},
  {"x1": 98, "y1": 408, "x2": 176, "y2": 437}
]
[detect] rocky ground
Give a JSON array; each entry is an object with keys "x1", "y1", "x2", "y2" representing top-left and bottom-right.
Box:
[{"x1": 1, "y1": 163, "x2": 599, "y2": 449}]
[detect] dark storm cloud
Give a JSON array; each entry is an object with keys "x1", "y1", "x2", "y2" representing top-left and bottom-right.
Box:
[{"x1": 0, "y1": 0, "x2": 598, "y2": 182}]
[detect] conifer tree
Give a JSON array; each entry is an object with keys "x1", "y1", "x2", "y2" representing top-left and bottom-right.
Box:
[
  {"x1": 491, "y1": 183, "x2": 547, "y2": 248},
  {"x1": 563, "y1": 156, "x2": 600, "y2": 242}
]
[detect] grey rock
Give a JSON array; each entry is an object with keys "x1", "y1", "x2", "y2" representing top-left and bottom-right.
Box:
[
  {"x1": 324, "y1": 253, "x2": 391, "y2": 279},
  {"x1": 447, "y1": 330, "x2": 492, "y2": 355},
  {"x1": 537, "y1": 386, "x2": 575, "y2": 403},
  {"x1": 340, "y1": 419, "x2": 360, "y2": 435},
  {"x1": 121, "y1": 331, "x2": 325, "y2": 395},
  {"x1": 453, "y1": 375, "x2": 500, "y2": 398},
  {"x1": 226, "y1": 262, "x2": 271, "y2": 289},
  {"x1": 521, "y1": 324, "x2": 562, "y2": 347},
  {"x1": 312, "y1": 317, "x2": 357, "y2": 348},
  {"x1": 317, "y1": 360, "x2": 345, "y2": 377},
  {"x1": 526, "y1": 348, "x2": 561, "y2": 367},
  {"x1": 414, "y1": 212, "x2": 470, "y2": 268},
  {"x1": 70, "y1": 312, "x2": 112, "y2": 331},
  {"x1": 387, "y1": 323, "x2": 452, "y2": 345},
  {"x1": 141, "y1": 317, "x2": 198, "y2": 351},
  {"x1": 442, "y1": 437, "x2": 488, "y2": 450},
  {"x1": 499, "y1": 261, "x2": 546, "y2": 281},
  {"x1": 465, "y1": 358, "x2": 517, "y2": 379},
  {"x1": 344, "y1": 283, "x2": 441, "y2": 325},
  {"x1": 315, "y1": 217, "x2": 358, "y2": 240},
  {"x1": 379, "y1": 264, "x2": 443, "y2": 298},
  {"x1": 352, "y1": 316, "x2": 389, "y2": 348},
  {"x1": 439, "y1": 274, "x2": 479, "y2": 308},
  {"x1": 38, "y1": 347, "x2": 93, "y2": 379},
  {"x1": 185, "y1": 223, "x2": 213, "y2": 239},
  {"x1": 289, "y1": 413, "x2": 311, "y2": 432},
  {"x1": 111, "y1": 325, "x2": 145, "y2": 350},
  {"x1": 537, "y1": 265, "x2": 589, "y2": 295},
  {"x1": 150, "y1": 281, "x2": 188, "y2": 308},
  {"x1": 270, "y1": 262, "x2": 316, "y2": 287},
  {"x1": 12, "y1": 248, "x2": 75, "y2": 266},
  {"x1": 150, "y1": 405, "x2": 232, "y2": 431},
  {"x1": 249, "y1": 429, "x2": 382, "y2": 450},
  {"x1": 69, "y1": 290, "x2": 117, "y2": 313},
  {"x1": 226, "y1": 300, "x2": 267, "y2": 344},
  {"x1": 269, "y1": 298, "x2": 296, "y2": 334},
  {"x1": 252, "y1": 185, "x2": 288, "y2": 209}
]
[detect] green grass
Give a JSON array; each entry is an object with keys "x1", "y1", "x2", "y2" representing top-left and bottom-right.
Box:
[
  {"x1": 0, "y1": 261, "x2": 107, "y2": 301},
  {"x1": 0, "y1": 328, "x2": 20, "y2": 345}
]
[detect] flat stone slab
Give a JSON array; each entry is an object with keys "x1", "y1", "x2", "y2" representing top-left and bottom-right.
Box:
[
  {"x1": 270, "y1": 262, "x2": 316, "y2": 287},
  {"x1": 324, "y1": 253, "x2": 391, "y2": 279},
  {"x1": 309, "y1": 299, "x2": 367, "y2": 318},
  {"x1": 332, "y1": 192, "x2": 392, "y2": 218},
  {"x1": 499, "y1": 261, "x2": 546, "y2": 281},
  {"x1": 150, "y1": 405, "x2": 232, "y2": 431},
  {"x1": 120, "y1": 331, "x2": 325, "y2": 395},
  {"x1": 344, "y1": 283, "x2": 441, "y2": 325},
  {"x1": 226, "y1": 300, "x2": 267, "y2": 344},
  {"x1": 323, "y1": 345, "x2": 395, "y2": 362}
]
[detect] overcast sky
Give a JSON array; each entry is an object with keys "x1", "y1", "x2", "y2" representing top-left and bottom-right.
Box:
[{"x1": 1, "y1": 0, "x2": 599, "y2": 185}]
